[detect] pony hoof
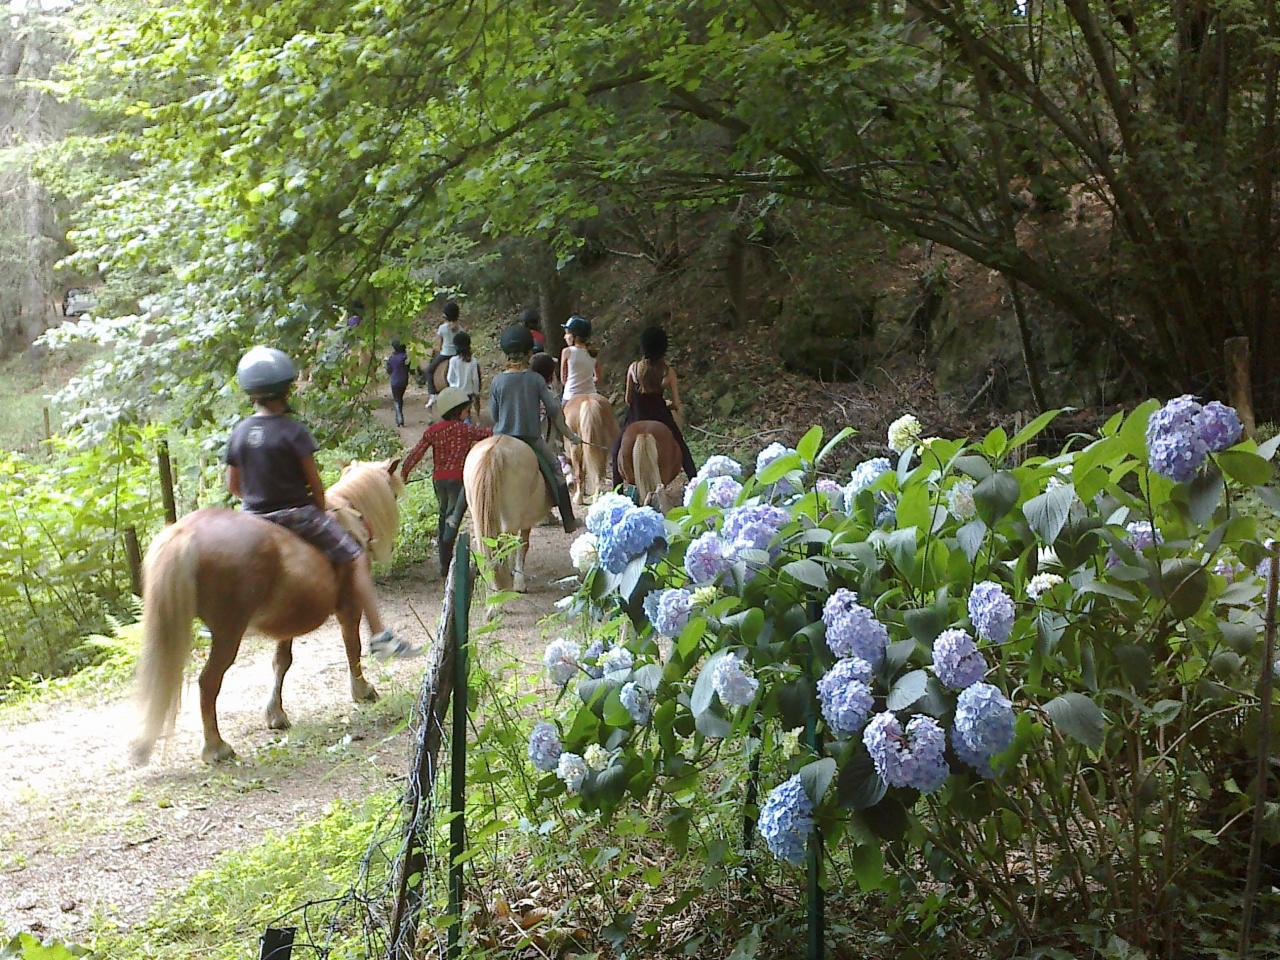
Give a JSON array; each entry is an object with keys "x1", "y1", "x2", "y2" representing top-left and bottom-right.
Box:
[
  {"x1": 128, "y1": 739, "x2": 154, "y2": 767},
  {"x1": 202, "y1": 741, "x2": 237, "y2": 764},
  {"x1": 352, "y1": 681, "x2": 379, "y2": 704},
  {"x1": 514, "y1": 576, "x2": 528, "y2": 594},
  {"x1": 266, "y1": 709, "x2": 291, "y2": 731}
]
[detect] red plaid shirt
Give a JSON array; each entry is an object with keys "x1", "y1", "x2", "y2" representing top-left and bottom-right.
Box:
[{"x1": 402, "y1": 420, "x2": 492, "y2": 481}]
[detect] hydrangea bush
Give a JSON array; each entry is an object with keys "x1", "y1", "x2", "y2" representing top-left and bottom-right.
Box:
[{"x1": 530, "y1": 401, "x2": 1280, "y2": 951}]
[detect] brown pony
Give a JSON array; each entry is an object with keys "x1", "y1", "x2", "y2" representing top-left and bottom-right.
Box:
[
  {"x1": 463, "y1": 435, "x2": 551, "y2": 594},
  {"x1": 130, "y1": 459, "x2": 404, "y2": 766},
  {"x1": 563, "y1": 394, "x2": 619, "y2": 503},
  {"x1": 619, "y1": 420, "x2": 685, "y2": 512}
]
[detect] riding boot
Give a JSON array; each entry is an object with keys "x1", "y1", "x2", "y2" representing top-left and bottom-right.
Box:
[
  {"x1": 438, "y1": 530, "x2": 455, "y2": 578},
  {"x1": 552, "y1": 475, "x2": 578, "y2": 533}
]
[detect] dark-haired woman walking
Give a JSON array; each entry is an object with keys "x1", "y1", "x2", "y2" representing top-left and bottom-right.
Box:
[{"x1": 611, "y1": 325, "x2": 697, "y2": 487}]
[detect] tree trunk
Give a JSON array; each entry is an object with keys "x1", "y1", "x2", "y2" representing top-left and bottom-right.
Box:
[{"x1": 537, "y1": 268, "x2": 574, "y2": 359}]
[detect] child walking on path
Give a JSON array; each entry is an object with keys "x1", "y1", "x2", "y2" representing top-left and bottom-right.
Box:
[
  {"x1": 446, "y1": 331, "x2": 482, "y2": 423},
  {"x1": 226, "y1": 346, "x2": 415, "y2": 659},
  {"x1": 490, "y1": 325, "x2": 583, "y2": 531},
  {"x1": 559, "y1": 315, "x2": 601, "y2": 403},
  {"x1": 386, "y1": 339, "x2": 410, "y2": 427},
  {"x1": 401, "y1": 386, "x2": 492, "y2": 575},
  {"x1": 611, "y1": 325, "x2": 697, "y2": 487}
]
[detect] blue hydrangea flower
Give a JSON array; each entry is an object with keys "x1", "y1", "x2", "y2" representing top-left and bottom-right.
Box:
[
  {"x1": 950, "y1": 726, "x2": 996, "y2": 779},
  {"x1": 968, "y1": 581, "x2": 1015, "y2": 644},
  {"x1": 722, "y1": 504, "x2": 789, "y2": 557},
  {"x1": 581, "y1": 639, "x2": 604, "y2": 679},
  {"x1": 620, "y1": 681, "x2": 651, "y2": 725},
  {"x1": 598, "y1": 505, "x2": 666, "y2": 573},
  {"x1": 931, "y1": 628, "x2": 987, "y2": 689},
  {"x1": 684, "y1": 472, "x2": 746, "y2": 508},
  {"x1": 863, "y1": 712, "x2": 950, "y2": 793},
  {"x1": 1197, "y1": 401, "x2": 1243, "y2": 452},
  {"x1": 875, "y1": 496, "x2": 897, "y2": 529},
  {"x1": 843, "y1": 457, "x2": 892, "y2": 512},
  {"x1": 817, "y1": 657, "x2": 874, "y2": 737},
  {"x1": 711, "y1": 653, "x2": 759, "y2": 707},
  {"x1": 953, "y1": 682, "x2": 1015, "y2": 766},
  {"x1": 600, "y1": 645, "x2": 634, "y2": 677},
  {"x1": 700, "y1": 455, "x2": 743, "y2": 479},
  {"x1": 528, "y1": 721, "x2": 563, "y2": 772},
  {"x1": 1213, "y1": 557, "x2": 1245, "y2": 580},
  {"x1": 1108, "y1": 519, "x2": 1164, "y2": 568},
  {"x1": 556, "y1": 752, "x2": 588, "y2": 792},
  {"x1": 645, "y1": 587, "x2": 693, "y2": 637},
  {"x1": 586, "y1": 492, "x2": 635, "y2": 536},
  {"x1": 757, "y1": 774, "x2": 814, "y2": 865},
  {"x1": 685, "y1": 532, "x2": 732, "y2": 584},
  {"x1": 756, "y1": 442, "x2": 796, "y2": 475},
  {"x1": 816, "y1": 478, "x2": 843, "y2": 497},
  {"x1": 1146, "y1": 395, "x2": 1208, "y2": 482},
  {"x1": 543, "y1": 638, "x2": 581, "y2": 686},
  {"x1": 822, "y1": 589, "x2": 889, "y2": 667}
]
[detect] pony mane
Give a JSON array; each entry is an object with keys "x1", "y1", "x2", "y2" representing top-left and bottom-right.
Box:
[{"x1": 328, "y1": 460, "x2": 403, "y2": 565}]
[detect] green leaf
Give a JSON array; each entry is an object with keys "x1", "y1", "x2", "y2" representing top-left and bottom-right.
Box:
[
  {"x1": 886, "y1": 669, "x2": 929, "y2": 710},
  {"x1": 1007, "y1": 408, "x2": 1065, "y2": 452},
  {"x1": 1185, "y1": 466, "x2": 1224, "y2": 526},
  {"x1": 1216, "y1": 449, "x2": 1273, "y2": 486},
  {"x1": 954, "y1": 455, "x2": 993, "y2": 481},
  {"x1": 1113, "y1": 644, "x2": 1152, "y2": 691},
  {"x1": 974, "y1": 471, "x2": 1020, "y2": 525},
  {"x1": 957, "y1": 519, "x2": 987, "y2": 561},
  {"x1": 796, "y1": 425, "x2": 823, "y2": 463},
  {"x1": 728, "y1": 926, "x2": 762, "y2": 960},
  {"x1": 1023, "y1": 483, "x2": 1074, "y2": 544},
  {"x1": 1156, "y1": 558, "x2": 1208, "y2": 620},
  {"x1": 782, "y1": 557, "x2": 828, "y2": 590},
  {"x1": 816, "y1": 427, "x2": 855, "y2": 465},
  {"x1": 758, "y1": 452, "x2": 802, "y2": 485},
  {"x1": 777, "y1": 677, "x2": 816, "y2": 729},
  {"x1": 691, "y1": 650, "x2": 730, "y2": 717},
  {"x1": 604, "y1": 688, "x2": 633, "y2": 727},
  {"x1": 1043, "y1": 693, "x2": 1105, "y2": 751},
  {"x1": 849, "y1": 842, "x2": 886, "y2": 891},
  {"x1": 695, "y1": 702, "x2": 732, "y2": 738},
  {"x1": 836, "y1": 746, "x2": 888, "y2": 810},
  {"x1": 799, "y1": 756, "x2": 837, "y2": 803},
  {"x1": 903, "y1": 607, "x2": 944, "y2": 644}
]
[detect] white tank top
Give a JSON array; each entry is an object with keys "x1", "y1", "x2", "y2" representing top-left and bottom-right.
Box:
[{"x1": 562, "y1": 346, "x2": 596, "y2": 401}]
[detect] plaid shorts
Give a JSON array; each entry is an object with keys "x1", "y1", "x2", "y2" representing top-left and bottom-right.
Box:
[{"x1": 259, "y1": 504, "x2": 363, "y2": 564}]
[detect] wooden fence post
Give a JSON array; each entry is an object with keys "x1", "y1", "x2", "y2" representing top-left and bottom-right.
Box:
[
  {"x1": 1224, "y1": 337, "x2": 1257, "y2": 438},
  {"x1": 42, "y1": 407, "x2": 52, "y2": 442},
  {"x1": 124, "y1": 526, "x2": 144, "y2": 598},
  {"x1": 158, "y1": 440, "x2": 178, "y2": 524}
]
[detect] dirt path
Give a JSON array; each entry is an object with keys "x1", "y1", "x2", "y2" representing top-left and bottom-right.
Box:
[{"x1": 0, "y1": 386, "x2": 577, "y2": 941}]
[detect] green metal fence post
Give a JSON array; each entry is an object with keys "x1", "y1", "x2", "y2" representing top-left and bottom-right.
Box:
[
  {"x1": 447, "y1": 534, "x2": 471, "y2": 960},
  {"x1": 805, "y1": 590, "x2": 825, "y2": 960}
]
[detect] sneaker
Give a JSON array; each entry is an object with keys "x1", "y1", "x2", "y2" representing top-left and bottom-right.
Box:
[{"x1": 368, "y1": 630, "x2": 421, "y2": 660}]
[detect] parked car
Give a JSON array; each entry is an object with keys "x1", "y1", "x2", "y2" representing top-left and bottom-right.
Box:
[{"x1": 62, "y1": 288, "x2": 95, "y2": 317}]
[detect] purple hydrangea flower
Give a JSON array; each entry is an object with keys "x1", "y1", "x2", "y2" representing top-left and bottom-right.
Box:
[
  {"x1": 705, "y1": 475, "x2": 743, "y2": 509},
  {"x1": 1107, "y1": 519, "x2": 1164, "y2": 568},
  {"x1": 1213, "y1": 557, "x2": 1245, "y2": 580},
  {"x1": 722, "y1": 504, "x2": 789, "y2": 554},
  {"x1": 863, "y1": 712, "x2": 950, "y2": 793},
  {"x1": 684, "y1": 531, "x2": 732, "y2": 584},
  {"x1": 843, "y1": 458, "x2": 893, "y2": 513},
  {"x1": 600, "y1": 646, "x2": 634, "y2": 676},
  {"x1": 581, "y1": 639, "x2": 604, "y2": 679},
  {"x1": 1196, "y1": 401, "x2": 1243, "y2": 453},
  {"x1": 756, "y1": 442, "x2": 796, "y2": 475},
  {"x1": 952, "y1": 682, "x2": 1015, "y2": 771},
  {"x1": 931, "y1": 628, "x2": 987, "y2": 690},
  {"x1": 822, "y1": 589, "x2": 889, "y2": 667},
  {"x1": 968, "y1": 581, "x2": 1015, "y2": 644},
  {"x1": 817, "y1": 657, "x2": 874, "y2": 737},
  {"x1": 598, "y1": 506, "x2": 666, "y2": 573},
  {"x1": 644, "y1": 587, "x2": 693, "y2": 637},
  {"x1": 711, "y1": 653, "x2": 759, "y2": 707},
  {"x1": 700, "y1": 455, "x2": 743, "y2": 479},
  {"x1": 757, "y1": 774, "x2": 814, "y2": 865},
  {"x1": 1146, "y1": 395, "x2": 1208, "y2": 483},
  {"x1": 619, "y1": 681, "x2": 651, "y2": 725},
  {"x1": 528, "y1": 721, "x2": 563, "y2": 772},
  {"x1": 543, "y1": 638, "x2": 581, "y2": 686},
  {"x1": 816, "y1": 478, "x2": 843, "y2": 496}
]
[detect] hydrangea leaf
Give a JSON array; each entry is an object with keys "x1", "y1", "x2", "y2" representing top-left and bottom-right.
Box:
[
  {"x1": 956, "y1": 518, "x2": 987, "y2": 562},
  {"x1": 694, "y1": 701, "x2": 732, "y2": 739},
  {"x1": 954, "y1": 455, "x2": 994, "y2": 481},
  {"x1": 1043, "y1": 692, "x2": 1105, "y2": 751},
  {"x1": 1257, "y1": 434, "x2": 1280, "y2": 461},
  {"x1": 1023, "y1": 483, "x2": 1074, "y2": 544},
  {"x1": 1216, "y1": 449, "x2": 1273, "y2": 486},
  {"x1": 690, "y1": 649, "x2": 730, "y2": 718},
  {"x1": 849, "y1": 841, "x2": 887, "y2": 892},
  {"x1": 776, "y1": 677, "x2": 816, "y2": 730},
  {"x1": 1006, "y1": 408, "x2": 1066, "y2": 455},
  {"x1": 974, "y1": 471, "x2": 1021, "y2": 526},
  {"x1": 1113, "y1": 643, "x2": 1153, "y2": 691},
  {"x1": 904, "y1": 606, "x2": 944, "y2": 645},
  {"x1": 756, "y1": 452, "x2": 802, "y2": 485},
  {"x1": 782, "y1": 557, "x2": 828, "y2": 590},
  {"x1": 727, "y1": 926, "x2": 762, "y2": 960},
  {"x1": 886, "y1": 669, "x2": 929, "y2": 710},
  {"x1": 1182, "y1": 466, "x2": 1225, "y2": 526},
  {"x1": 799, "y1": 756, "x2": 837, "y2": 804},
  {"x1": 796, "y1": 425, "x2": 823, "y2": 463},
  {"x1": 1155, "y1": 558, "x2": 1208, "y2": 620},
  {"x1": 816, "y1": 426, "x2": 855, "y2": 466},
  {"x1": 836, "y1": 746, "x2": 888, "y2": 810}
]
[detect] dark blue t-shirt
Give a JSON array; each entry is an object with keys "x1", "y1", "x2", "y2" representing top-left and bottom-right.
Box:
[
  {"x1": 225, "y1": 413, "x2": 318, "y2": 513},
  {"x1": 386, "y1": 349, "x2": 410, "y2": 389}
]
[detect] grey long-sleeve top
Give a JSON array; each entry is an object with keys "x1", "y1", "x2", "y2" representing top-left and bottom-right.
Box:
[{"x1": 490, "y1": 369, "x2": 573, "y2": 440}]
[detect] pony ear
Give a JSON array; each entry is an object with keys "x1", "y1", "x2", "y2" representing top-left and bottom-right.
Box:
[{"x1": 387, "y1": 457, "x2": 402, "y2": 476}]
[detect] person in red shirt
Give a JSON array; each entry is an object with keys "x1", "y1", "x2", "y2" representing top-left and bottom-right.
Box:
[{"x1": 401, "y1": 387, "x2": 492, "y2": 575}]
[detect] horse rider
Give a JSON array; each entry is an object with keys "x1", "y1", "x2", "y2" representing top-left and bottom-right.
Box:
[
  {"x1": 226, "y1": 346, "x2": 416, "y2": 659},
  {"x1": 489, "y1": 325, "x2": 583, "y2": 531}
]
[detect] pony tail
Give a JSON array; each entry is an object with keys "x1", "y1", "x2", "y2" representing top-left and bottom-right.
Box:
[
  {"x1": 469, "y1": 442, "x2": 503, "y2": 567},
  {"x1": 130, "y1": 524, "x2": 198, "y2": 766},
  {"x1": 633, "y1": 433, "x2": 662, "y2": 507}
]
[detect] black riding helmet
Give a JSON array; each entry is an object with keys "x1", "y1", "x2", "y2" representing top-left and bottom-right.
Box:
[
  {"x1": 500, "y1": 324, "x2": 535, "y2": 356},
  {"x1": 563, "y1": 315, "x2": 592, "y2": 338}
]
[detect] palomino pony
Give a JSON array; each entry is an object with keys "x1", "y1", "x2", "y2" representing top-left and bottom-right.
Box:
[
  {"x1": 463, "y1": 435, "x2": 551, "y2": 593},
  {"x1": 563, "y1": 394, "x2": 619, "y2": 503},
  {"x1": 130, "y1": 459, "x2": 404, "y2": 765},
  {"x1": 619, "y1": 420, "x2": 685, "y2": 512}
]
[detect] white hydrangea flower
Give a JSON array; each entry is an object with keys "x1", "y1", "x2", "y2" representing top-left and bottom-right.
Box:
[
  {"x1": 949, "y1": 480, "x2": 977, "y2": 520},
  {"x1": 543, "y1": 638, "x2": 581, "y2": 686},
  {"x1": 779, "y1": 727, "x2": 803, "y2": 758},
  {"x1": 887, "y1": 414, "x2": 923, "y2": 453},
  {"x1": 1027, "y1": 573, "x2": 1064, "y2": 599},
  {"x1": 1038, "y1": 546, "x2": 1061, "y2": 567},
  {"x1": 583, "y1": 743, "x2": 610, "y2": 771},
  {"x1": 691, "y1": 585, "x2": 718, "y2": 607},
  {"x1": 557, "y1": 752, "x2": 588, "y2": 792},
  {"x1": 569, "y1": 531, "x2": 599, "y2": 574}
]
